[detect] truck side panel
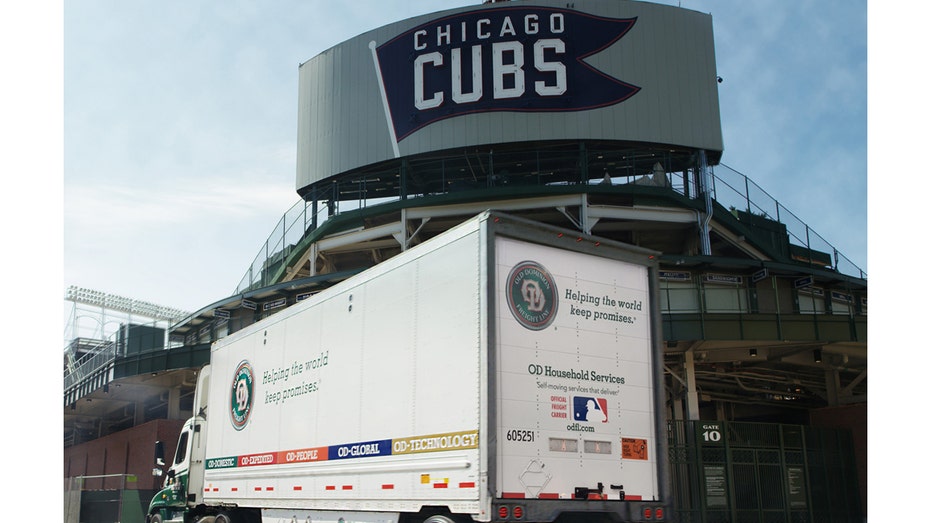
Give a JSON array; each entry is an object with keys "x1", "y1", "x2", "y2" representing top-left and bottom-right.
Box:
[
  {"x1": 203, "y1": 222, "x2": 487, "y2": 515},
  {"x1": 493, "y1": 236, "x2": 659, "y2": 501}
]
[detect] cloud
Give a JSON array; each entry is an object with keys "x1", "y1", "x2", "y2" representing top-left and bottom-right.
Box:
[
  {"x1": 64, "y1": 171, "x2": 299, "y2": 311},
  {"x1": 67, "y1": 177, "x2": 297, "y2": 233}
]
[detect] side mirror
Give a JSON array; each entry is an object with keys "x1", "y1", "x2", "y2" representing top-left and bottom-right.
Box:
[{"x1": 155, "y1": 440, "x2": 166, "y2": 467}]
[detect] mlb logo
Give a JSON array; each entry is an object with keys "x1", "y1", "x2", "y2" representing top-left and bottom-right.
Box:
[{"x1": 573, "y1": 396, "x2": 608, "y2": 423}]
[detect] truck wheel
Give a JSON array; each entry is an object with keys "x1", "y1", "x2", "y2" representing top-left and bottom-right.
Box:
[
  {"x1": 215, "y1": 509, "x2": 260, "y2": 523},
  {"x1": 148, "y1": 514, "x2": 163, "y2": 523},
  {"x1": 423, "y1": 516, "x2": 457, "y2": 523}
]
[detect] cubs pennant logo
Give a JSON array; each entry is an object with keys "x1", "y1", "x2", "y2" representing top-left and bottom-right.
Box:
[{"x1": 373, "y1": 6, "x2": 640, "y2": 142}]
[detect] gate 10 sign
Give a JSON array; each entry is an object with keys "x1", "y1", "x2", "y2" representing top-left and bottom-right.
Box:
[{"x1": 699, "y1": 423, "x2": 723, "y2": 445}]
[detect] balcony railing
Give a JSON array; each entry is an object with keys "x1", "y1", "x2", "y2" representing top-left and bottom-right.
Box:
[{"x1": 234, "y1": 153, "x2": 866, "y2": 295}]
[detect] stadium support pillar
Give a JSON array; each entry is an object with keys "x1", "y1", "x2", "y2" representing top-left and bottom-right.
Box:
[
  {"x1": 672, "y1": 391, "x2": 685, "y2": 421},
  {"x1": 400, "y1": 158, "x2": 408, "y2": 200},
  {"x1": 134, "y1": 401, "x2": 145, "y2": 426},
  {"x1": 825, "y1": 368, "x2": 842, "y2": 406},
  {"x1": 168, "y1": 386, "x2": 181, "y2": 420},
  {"x1": 698, "y1": 150, "x2": 712, "y2": 256},
  {"x1": 684, "y1": 349, "x2": 701, "y2": 420},
  {"x1": 400, "y1": 208, "x2": 409, "y2": 250}
]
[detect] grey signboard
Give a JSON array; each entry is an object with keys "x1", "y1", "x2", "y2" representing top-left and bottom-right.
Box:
[{"x1": 296, "y1": 0, "x2": 723, "y2": 191}]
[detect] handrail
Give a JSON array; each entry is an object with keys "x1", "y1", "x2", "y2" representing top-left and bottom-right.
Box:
[
  {"x1": 63, "y1": 319, "x2": 179, "y2": 390},
  {"x1": 235, "y1": 160, "x2": 865, "y2": 296},
  {"x1": 712, "y1": 163, "x2": 866, "y2": 280},
  {"x1": 64, "y1": 341, "x2": 117, "y2": 391}
]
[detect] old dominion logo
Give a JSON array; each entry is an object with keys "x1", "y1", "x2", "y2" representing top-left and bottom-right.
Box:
[
  {"x1": 229, "y1": 360, "x2": 254, "y2": 430},
  {"x1": 506, "y1": 261, "x2": 558, "y2": 330}
]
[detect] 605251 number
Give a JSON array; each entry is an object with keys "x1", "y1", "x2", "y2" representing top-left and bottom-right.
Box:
[{"x1": 506, "y1": 429, "x2": 535, "y2": 442}]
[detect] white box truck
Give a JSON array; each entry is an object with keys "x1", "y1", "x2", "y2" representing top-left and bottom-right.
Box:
[{"x1": 148, "y1": 212, "x2": 671, "y2": 523}]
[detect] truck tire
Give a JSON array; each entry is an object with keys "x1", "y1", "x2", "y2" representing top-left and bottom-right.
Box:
[
  {"x1": 215, "y1": 511, "x2": 260, "y2": 523},
  {"x1": 423, "y1": 516, "x2": 457, "y2": 523},
  {"x1": 148, "y1": 514, "x2": 163, "y2": 523}
]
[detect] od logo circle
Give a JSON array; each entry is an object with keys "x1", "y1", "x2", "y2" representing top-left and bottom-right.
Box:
[
  {"x1": 506, "y1": 261, "x2": 558, "y2": 330},
  {"x1": 229, "y1": 360, "x2": 254, "y2": 430}
]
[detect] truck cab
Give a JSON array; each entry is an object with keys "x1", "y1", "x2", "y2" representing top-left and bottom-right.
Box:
[{"x1": 148, "y1": 367, "x2": 211, "y2": 523}]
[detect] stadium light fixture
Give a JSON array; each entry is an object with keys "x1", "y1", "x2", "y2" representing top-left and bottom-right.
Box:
[{"x1": 65, "y1": 285, "x2": 190, "y2": 322}]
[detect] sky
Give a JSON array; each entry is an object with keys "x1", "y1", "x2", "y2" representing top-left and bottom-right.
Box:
[{"x1": 54, "y1": 0, "x2": 872, "y2": 320}]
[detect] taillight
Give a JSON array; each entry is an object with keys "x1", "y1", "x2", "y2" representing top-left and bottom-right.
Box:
[
  {"x1": 497, "y1": 504, "x2": 525, "y2": 520},
  {"x1": 641, "y1": 506, "x2": 665, "y2": 520}
]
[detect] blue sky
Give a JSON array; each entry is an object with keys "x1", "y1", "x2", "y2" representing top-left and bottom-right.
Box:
[{"x1": 57, "y1": 0, "x2": 870, "y2": 316}]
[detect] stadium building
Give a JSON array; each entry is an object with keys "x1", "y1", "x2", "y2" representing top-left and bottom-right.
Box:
[{"x1": 64, "y1": 1, "x2": 866, "y2": 522}]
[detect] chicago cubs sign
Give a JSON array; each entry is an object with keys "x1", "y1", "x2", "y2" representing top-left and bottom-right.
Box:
[
  {"x1": 296, "y1": 0, "x2": 723, "y2": 191},
  {"x1": 374, "y1": 6, "x2": 640, "y2": 141}
]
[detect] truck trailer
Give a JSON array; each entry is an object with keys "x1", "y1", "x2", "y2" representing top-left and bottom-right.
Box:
[{"x1": 148, "y1": 212, "x2": 671, "y2": 523}]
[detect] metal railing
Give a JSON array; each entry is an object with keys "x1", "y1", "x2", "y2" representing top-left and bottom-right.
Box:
[
  {"x1": 710, "y1": 163, "x2": 866, "y2": 280},
  {"x1": 234, "y1": 157, "x2": 866, "y2": 295},
  {"x1": 63, "y1": 320, "x2": 182, "y2": 391},
  {"x1": 64, "y1": 339, "x2": 118, "y2": 391},
  {"x1": 234, "y1": 199, "x2": 317, "y2": 294}
]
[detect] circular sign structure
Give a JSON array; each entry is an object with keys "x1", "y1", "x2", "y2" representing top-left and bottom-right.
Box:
[
  {"x1": 296, "y1": 0, "x2": 723, "y2": 191},
  {"x1": 506, "y1": 261, "x2": 559, "y2": 330}
]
